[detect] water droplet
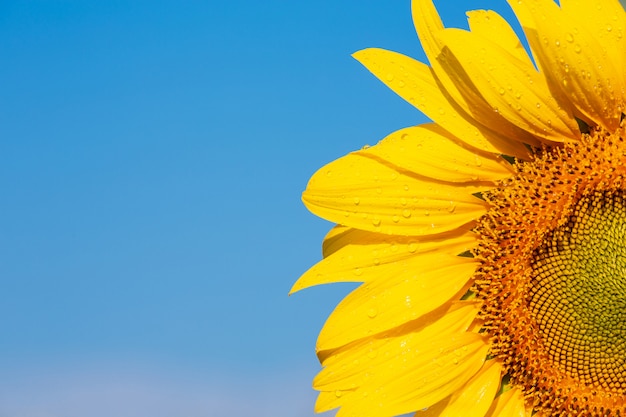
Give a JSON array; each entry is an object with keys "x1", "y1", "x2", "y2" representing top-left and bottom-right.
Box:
[
  {"x1": 392, "y1": 215, "x2": 400, "y2": 223},
  {"x1": 447, "y1": 204, "x2": 456, "y2": 213},
  {"x1": 424, "y1": 210, "x2": 430, "y2": 216},
  {"x1": 566, "y1": 33, "x2": 574, "y2": 43},
  {"x1": 353, "y1": 197, "x2": 360, "y2": 205},
  {"x1": 607, "y1": 25, "x2": 613, "y2": 32},
  {"x1": 555, "y1": 40, "x2": 561, "y2": 47},
  {"x1": 398, "y1": 80, "x2": 405, "y2": 88},
  {"x1": 373, "y1": 258, "x2": 380, "y2": 266},
  {"x1": 574, "y1": 44, "x2": 581, "y2": 53},
  {"x1": 372, "y1": 218, "x2": 381, "y2": 226},
  {"x1": 385, "y1": 73, "x2": 394, "y2": 82},
  {"x1": 402, "y1": 209, "x2": 412, "y2": 218},
  {"x1": 367, "y1": 308, "x2": 378, "y2": 318},
  {"x1": 498, "y1": 88, "x2": 505, "y2": 95},
  {"x1": 335, "y1": 390, "x2": 343, "y2": 398},
  {"x1": 438, "y1": 108, "x2": 445, "y2": 115},
  {"x1": 408, "y1": 243, "x2": 418, "y2": 253},
  {"x1": 400, "y1": 197, "x2": 407, "y2": 206},
  {"x1": 536, "y1": 102, "x2": 541, "y2": 108},
  {"x1": 354, "y1": 268, "x2": 363, "y2": 276}
]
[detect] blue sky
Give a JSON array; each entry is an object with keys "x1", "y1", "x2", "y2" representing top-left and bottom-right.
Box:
[{"x1": 0, "y1": 1, "x2": 525, "y2": 416}]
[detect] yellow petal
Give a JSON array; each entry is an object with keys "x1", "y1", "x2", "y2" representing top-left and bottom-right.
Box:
[
  {"x1": 302, "y1": 152, "x2": 489, "y2": 236},
  {"x1": 560, "y1": 0, "x2": 626, "y2": 79},
  {"x1": 484, "y1": 387, "x2": 528, "y2": 417},
  {"x1": 411, "y1": 0, "x2": 542, "y2": 150},
  {"x1": 362, "y1": 124, "x2": 514, "y2": 183},
  {"x1": 353, "y1": 48, "x2": 531, "y2": 159},
  {"x1": 314, "y1": 302, "x2": 488, "y2": 416},
  {"x1": 509, "y1": 0, "x2": 625, "y2": 130},
  {"x1": 416, "y1": 360, "x2": 503, "y2": 417},
  {"x1": 291, "y1": 225, "x2": 476, "y2": 293},
  {"x1": 315, "y1": 389, "x2": 354, "y2": 414},
  {"x1": 466, "y1": 10, "x2": 532, "y2": 65},
  {"x1": 316, "y1": 302, "x2": 489, "y2": 417},
  {"x1": 316, "y1": 251, "x2": 476, "y2": 350},
  {"x1": 438, "y1": 27, "x2": 579, "y2": 143}
]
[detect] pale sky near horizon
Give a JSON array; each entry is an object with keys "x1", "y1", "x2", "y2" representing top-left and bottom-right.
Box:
[{"x1": 0, "y1": 1, "x2": 535, "y2": 416}]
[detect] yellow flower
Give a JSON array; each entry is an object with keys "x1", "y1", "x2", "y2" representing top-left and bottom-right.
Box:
[{"x1": 292, "y1": 0, "x2": 626, "y2": 415}]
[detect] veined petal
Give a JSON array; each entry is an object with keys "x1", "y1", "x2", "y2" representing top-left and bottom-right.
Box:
[
  {"x1": 316, "y1": 252, "x2": 476, "y2": 350},
  {"x1": 484, "y1": 387, "x2": 528, "y2": 417},
  {"x1": 411, "y1": 0, "x2": 543, "y2": 150},
  {"x1": 467, "y1": 10, "x2": 532, "y2": 64},
  {"x1": 302, "y1": 152, "x2": 489, "y2": 236},
  {"x1": 416, "y1": 359, "x2": 502, "y2": 417},
  {"x1": 291, "y1": 225, "x2": 477, "y2": 293},
  {"x1": 353, "y1": 48, "x2": 531, "y2": 159},
  {"x1": 509, "y1": 0, "x2": 625, "y2": 130},
  {"x1": 362, "y1": 124, "x2": 514, "y2": 183},
  {"x1": 315, "y1": 302, "x2": 488, "y2": 417},
  {"x1": 438, "y1": 28, "x2": 579, "y2": 142}
]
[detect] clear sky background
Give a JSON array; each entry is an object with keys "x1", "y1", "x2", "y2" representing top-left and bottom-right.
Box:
[{"x1": 0, "y1": 1, "x2": 529, "y2": 416}]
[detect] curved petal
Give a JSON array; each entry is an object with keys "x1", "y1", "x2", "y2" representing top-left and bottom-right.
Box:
[
  {"x1": 316, "y1": 252, "x2": 477, "y2": 350},
  {"x1": 416, "y1": 359, "x2": 502, "y2": 417},
  {"x1": 484, "y1": 387, "x2": 529, "y2": 417},
  {"x1": 438, "y1": 28, "x2": 579, "y2": 143},
  {"x1": 302, "y1": 152, "x2": 489, "y2": 236},
  {"x1": 467, "y1": 10, "x2": 532, "y2": 64},
  {"x1": 411, "y1": 0, "x2": 543, "y2": 149},
  {"x1": 508, "y1": 0, "x2": 625, "y2": 130},
  {"x1": 353, "y1": 48, "x2": 531, "y2": 159},
  {"x1": 362, "y1": 124, "x2": 515, "y2": 183},
  {"x1": 291, "y1": 225, "x2": 477, "y2": 293},
  {"x1": 315, "y1": 302, "x2": 488, "y2": 417}
]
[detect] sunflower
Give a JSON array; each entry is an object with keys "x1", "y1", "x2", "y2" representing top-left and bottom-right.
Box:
[{"x1": 292, "y1": 0, "x2": 626, "y2": 416}]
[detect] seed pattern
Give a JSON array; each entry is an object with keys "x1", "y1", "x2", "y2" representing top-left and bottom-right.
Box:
[{"x1": 474, "y1": 125, "x2": 626, "y2": 415}]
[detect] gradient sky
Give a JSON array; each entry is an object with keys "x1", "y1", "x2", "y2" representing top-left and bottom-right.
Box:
[{"x1": 0, "y1": 1, "x2": 529, "y2": 416}]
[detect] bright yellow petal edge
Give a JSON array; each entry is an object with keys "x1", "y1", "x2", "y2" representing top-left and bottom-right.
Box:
[{"x1": 293, "y1": 0, "x2": 626, "y2": 416}]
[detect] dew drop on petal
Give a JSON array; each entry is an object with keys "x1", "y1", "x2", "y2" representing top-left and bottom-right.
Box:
[{"x1": 367, "y1": 308, "x2": 378, "y2": 318}]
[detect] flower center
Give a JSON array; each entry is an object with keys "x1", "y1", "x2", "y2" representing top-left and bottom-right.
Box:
[
  {"x1": 474, "y1": 128, "x2": 626, "y2": 414},
  {"x1": 530, "y1": 190, "x2": 626, "y2": 391}
]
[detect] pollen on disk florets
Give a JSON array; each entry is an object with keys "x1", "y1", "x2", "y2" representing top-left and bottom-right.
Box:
[{"x1": 473, "y1": 124, "x2": 626, "y2": 416}]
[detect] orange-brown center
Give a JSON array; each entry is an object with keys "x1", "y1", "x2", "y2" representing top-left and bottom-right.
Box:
[{"x1": 474, "y1": 127, "x2": 626, "y2": 415}]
